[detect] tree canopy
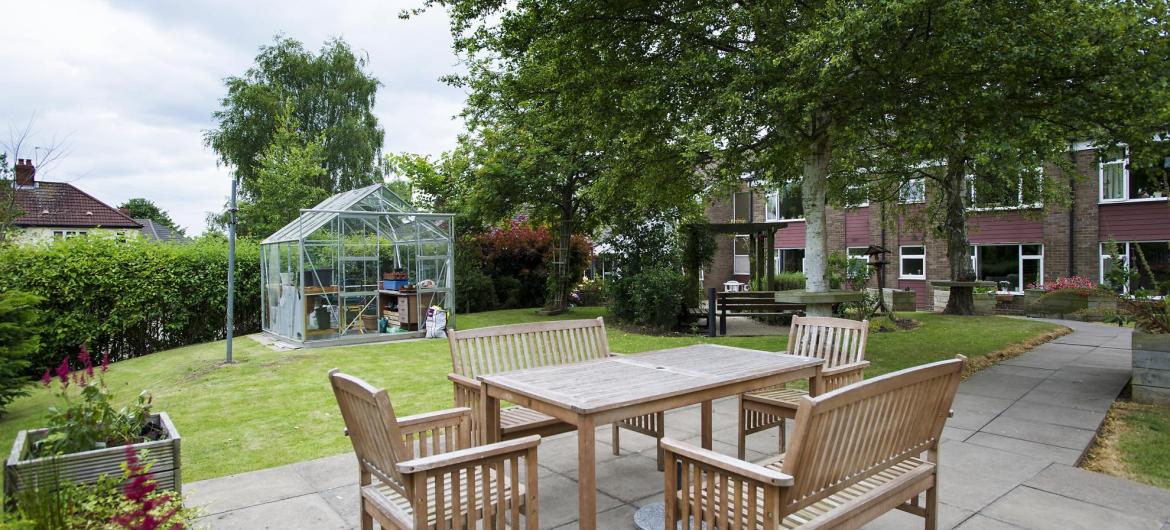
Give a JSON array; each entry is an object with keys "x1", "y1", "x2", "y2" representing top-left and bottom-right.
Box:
[
  {"x1": 118, "y1": 198, "x2": 184, "y2": 235},
  {"x1": 205, "y1": 36, "x2": 384, "y2": 199}
]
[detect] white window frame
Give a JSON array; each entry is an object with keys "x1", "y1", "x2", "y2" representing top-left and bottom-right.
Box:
[
  {"x1": 52, "y1": 230, "x2": 87, "y2": 238},
  {"x1": 733, "y1": 234, "x2": 750, "y2": 275},
  {"x1": 846, "y1": 247, "x2": 869, "y2": 266},
  {"x1": 773, "y1": 248, "x2": 806, "y2": 273},
  {"x1": 898, "y1": 178, "x2": 925, "y2": 204},
  {"x1": 969, "y1": 244, "x2": 1044, "y2": 293},
  {"x1": 732, "y1": 191, "x2": 752, "y2": 222},
  {"x1": 1099, "y1": 241, "x2": 1167, "y2": 297},
  {"x1": 899, "y1": 245, "x2": 926, "y2": 280},
  {"x1": 967, "y1": 169, "x2": 1044, "y2": 211},
  {"x1": 1099, "y1": 148, "x2": 1169, "y2": 204},
  {"x1": 764, "y1": 184, "x2": 805, "y2": 222},
  {"x1": 845, "y1": 184, "x2": 870, "y2": 208}
]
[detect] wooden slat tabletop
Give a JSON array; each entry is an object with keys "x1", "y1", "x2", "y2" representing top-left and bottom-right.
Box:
[{"x1": 478, "y1": 344, "x2": 821, "y2": 414}]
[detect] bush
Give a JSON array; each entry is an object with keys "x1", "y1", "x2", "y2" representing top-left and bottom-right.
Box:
[
  {"x1": 0, "y1": 290, "x2": 41, "y2": 416},
  {"x1": 453, "y1": 237, "x2": 498, "y2": 313},
  {"x1": 573, "y1": 277, "x2": 607, "y2": 306},
  {"x1": 459, "y1": 222, "x2": 591, "y2": 312},
  {"x1": 0, "y1": 236, "x2": 260, "y2": 373},
  {"x1": 609, "y1": 267, "x2": 687, "y2": 330},
  {"x1": 773, "y1": 272, "x2": 806, "y2": 291}
]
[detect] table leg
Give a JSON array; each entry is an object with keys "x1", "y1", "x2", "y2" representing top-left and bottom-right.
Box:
[
  {"x1": 577, "y1": 416, "x2": 597, "y2": 529},
  {"x1": 810, "y1": 365, "x2": 826, "y2": 397},
  {"x1": 481, "y1": 384, "x2": 501, "y2": 445},
  {"x1": 701, "y1": 400, "x2": 713, "y2": 450}
]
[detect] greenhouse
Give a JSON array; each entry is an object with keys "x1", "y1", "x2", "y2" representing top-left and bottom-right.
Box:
[{"x1": 260, "y1": 184, "x2": 455, "y2": 346}]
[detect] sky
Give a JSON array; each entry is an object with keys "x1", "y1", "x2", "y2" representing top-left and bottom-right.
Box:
[{"x1": 0, "y1": 0, "x2": 466, "y2": 235}]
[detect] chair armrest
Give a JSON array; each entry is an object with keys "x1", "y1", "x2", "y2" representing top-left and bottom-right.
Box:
[
  {"x1": 660, "y1": 438, "x2": 793, "y2": 486},
  {"x1": 396, "y1": 435, "x2": 541, "y2": 474},
  {"x1": 397, "y1": 407, "x2": 472, "y2": 431},
  {"x1": 822, "y1": 360, "x2": 870, "y2": 378},
  {"x1": 448, "y1": 372, "x2": 481, "y2": 390}
]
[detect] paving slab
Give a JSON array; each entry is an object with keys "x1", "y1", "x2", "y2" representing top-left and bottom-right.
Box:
[
  {"x1": 194, "y1": 493, "x2": 350, "y2": 530},
  {"x1": 981, "y1": 486, "x2": 1161, "y2": 530},
  {"x1": 980, "y1": 415, "x2": 1097, "y2": 450},
  {"x1": 1024, "y1": 464, "x2": 1170, "y2": 522},
  {"x1": 934, "y1": 440, "x2": 1052, "y2": 512},
  {"x1": 184, "y1": 464, "x2": 318, "y2": 515},
  {"x1": 999, "y1": 400, "x2": 1106, "y2": 430},
  {"x1": 862, "y1": 501, "x2": 972, "y2": 530},
  {"x1": 954, "y1": 515, "x2": 1029, "y2": 530},
  {"x1": 963, "y1": 432, "x2": 1084, "y2": 466}
]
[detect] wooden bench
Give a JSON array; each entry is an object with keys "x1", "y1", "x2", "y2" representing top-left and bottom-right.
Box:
[
  {"x1": 447, "y1": 317, "x2": 666, "y2": 469},
  {"x1": 663, "y1": 356, "x2": 964, "y2": 530},
  {"x1": 716, "y1": 291, "x2": 804, "y2": 335},
  {"x1": 329, "y1": 370, "x2": 540, "y2": 530},
  {"x1": 738, "y1": 315, "x2": 869, "y2": 457}
]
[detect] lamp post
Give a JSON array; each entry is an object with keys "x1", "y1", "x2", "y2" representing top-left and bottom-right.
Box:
[{"x1": 226, "y1": 177, "x2": 238, "y2": 364}]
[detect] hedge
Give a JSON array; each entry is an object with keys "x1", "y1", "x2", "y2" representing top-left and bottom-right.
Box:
[{"x1": 0, "y1": 236, "x2": 260, "y2": 373}]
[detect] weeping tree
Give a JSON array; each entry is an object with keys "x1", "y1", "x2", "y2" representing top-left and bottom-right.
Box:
[{"x1": 840, "y1": 0, "x2": 1168, "y2": 314}]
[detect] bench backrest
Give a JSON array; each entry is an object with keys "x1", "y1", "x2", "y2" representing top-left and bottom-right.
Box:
[
  {"x1": 786, "y1": 315, "x2": 869, "y2": 369},
  {"x1": 448, "y1": 317, "x2": 610, "y2": 378},
  {"x1": 779, "y1": 357, "x2": 963, "y2": 513},
  {"x1": 328, "y1": 369, "x2": 409, "y2": 498}
]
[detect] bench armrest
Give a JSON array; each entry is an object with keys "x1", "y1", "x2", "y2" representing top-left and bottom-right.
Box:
[
  {"x1": 398, "y1": 407, "x2": 472, "y2": 431},
  {"x1": 448, "y1": 372, "x2": 481, "y2": 390},
  {"x1": 396, "y1": 435, "x2": 541, "y2": 474},
  {"x1": 823, "y1": 360, "x2": 870, "y2": 378},
  {"x1": 661, "y1": 438, "x2": 793, "y2": 486}
]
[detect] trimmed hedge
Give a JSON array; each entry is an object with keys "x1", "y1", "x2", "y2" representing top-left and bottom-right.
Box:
[{"x1": 0, "y1": 236, "x2": 260, "y2": 373}]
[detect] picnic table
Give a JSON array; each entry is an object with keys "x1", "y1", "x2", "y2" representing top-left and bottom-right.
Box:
[{"x1": 478, "y1": 344, "x2": 824, "y2": 529}]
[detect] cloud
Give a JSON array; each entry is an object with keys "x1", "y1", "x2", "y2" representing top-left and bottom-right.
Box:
[{"x1": 0, "y1": 0, "x2": 465, "y2": 234}]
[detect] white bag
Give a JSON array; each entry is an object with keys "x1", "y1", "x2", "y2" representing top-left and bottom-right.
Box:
[{"x1": 425, "y1": 306, "x2": 448, "y2": 339}]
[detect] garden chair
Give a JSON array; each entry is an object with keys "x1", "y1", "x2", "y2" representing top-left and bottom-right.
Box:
[
  {"x1": 447, "y1": 317, "x2": 667, "y2": 470},
  {"x1": 738, "y1": 315, "x2": 869, "y2": 458},
  {"x1": 329, "y1": 369, "x2": 540, "y2": 529},
  {"x1": 663, "y1": 356, "x2": 964, "y2": 530}
]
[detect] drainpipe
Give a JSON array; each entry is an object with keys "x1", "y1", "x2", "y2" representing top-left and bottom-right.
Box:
[{"x1": 1068, "y1": 154, "x2": 1077, "y2": 277}]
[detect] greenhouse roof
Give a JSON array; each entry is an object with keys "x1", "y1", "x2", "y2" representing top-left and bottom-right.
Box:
[{"x1": 261, "y1": 184, "x2": 447, "y2": 244}]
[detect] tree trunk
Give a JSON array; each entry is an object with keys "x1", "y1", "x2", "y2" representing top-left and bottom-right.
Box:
[
  {"x1": 802, "y1": 133, "x2": 832, "y2": 315},
  {"x1": 941, "y1": 154, "x2": 976, "y2": 315}
]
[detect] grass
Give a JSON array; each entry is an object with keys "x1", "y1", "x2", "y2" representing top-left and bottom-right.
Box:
[
  {"x1": 0, "y1": 308, "x2": 1062, "y2": 484},
  {"x1": 1084, "y1": 400, "x2": 1170, "y2": 489}
]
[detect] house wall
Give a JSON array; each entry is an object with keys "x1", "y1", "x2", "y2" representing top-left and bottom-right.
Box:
[
  {"x1": 1099, "y1": 202, "x2": 1170, "y2": 242},
  {"x1": 14, "y1": 227, "x2": 142, "y2": 244}
]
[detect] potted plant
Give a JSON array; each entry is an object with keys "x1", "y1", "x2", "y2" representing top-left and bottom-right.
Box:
[{"x1": 4, "y1": 347, "x2": 181, "y2": 507}]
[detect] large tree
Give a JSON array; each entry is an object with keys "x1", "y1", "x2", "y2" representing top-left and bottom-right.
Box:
[
  {"x1": 118, "y1": 198, "x2": 184, "y2": 235},
  {"x1": 205, "y1": 36, "x2": 384, "y2": 199}
]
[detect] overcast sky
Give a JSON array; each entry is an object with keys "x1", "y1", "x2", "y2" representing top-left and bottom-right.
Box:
[{"x1": 1, "y1": 0, "x2": 466, "y2": 234}]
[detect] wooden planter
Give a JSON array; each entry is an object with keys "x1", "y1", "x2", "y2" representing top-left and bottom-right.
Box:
[
  {"x1": 1133, "y1": 331, "x2": 1170, "y2": 406},
  {"x1": 973, "y1": 293, "x2": 996, "y2": 315},
  {"x1": 4, "y1": 412, "x2": 180, "y2": 506}
]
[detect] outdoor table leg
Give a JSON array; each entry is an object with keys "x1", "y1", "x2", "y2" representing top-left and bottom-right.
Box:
[
  {"x1": 481, "y1": 383, "x2": 501, "y2": 445},
  {"x1": 701, "y1": 400, "x2": 713, "y2": 450},
  {"x1": 577, "y1": 415, "x2": 597, "y2": 529},
  {"x1": 810, "y1": 364, "x2": 826, "y2": 397}
]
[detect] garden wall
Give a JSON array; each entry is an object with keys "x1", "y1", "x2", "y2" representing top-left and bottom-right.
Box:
[{"x1": 0, "y1": 236, "x2": 260, "y2": 373}]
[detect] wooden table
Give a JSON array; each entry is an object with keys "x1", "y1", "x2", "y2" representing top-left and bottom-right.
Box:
[{"x1": 478, "y1": 344, "x2": 824, "y2": 529}]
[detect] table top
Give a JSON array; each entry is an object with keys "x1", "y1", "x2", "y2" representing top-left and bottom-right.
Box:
[{"x1": 478, "y1": 344, "x2": 822, "y2": 414}]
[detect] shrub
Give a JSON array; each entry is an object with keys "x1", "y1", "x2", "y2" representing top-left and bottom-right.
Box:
[
  {"x1": 573, "y1": 277, "x2": 607, "y2": 306},
  {"x1": 0, "y1": 290, "x2": 41, "y2": 416},
  {"x1": 0, "y1": 236, "x2": 260, "y2": 372},
  {"x1": 609, "y1": 267, "x2": 687, "y2": 330},
  {"x1": 773, "y1": 272, "x2": 806, "y2": 291},
  {"x1": 453, "y1": 237, "x2": 498, "y2": 313},
  {"x1": 465, "y1": 222, "x2": 591, "y2": 311},
  {"x1": 1029, "y1": 275, "x2": 1096, "y2": 291}
]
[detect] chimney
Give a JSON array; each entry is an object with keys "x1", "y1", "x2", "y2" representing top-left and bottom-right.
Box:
[
  {"x1": 118, "y1": 207, "x2": 131, "y2": 216},
  {"x1": 14, "y1": 158, "x2": 35, "y2": 186}
]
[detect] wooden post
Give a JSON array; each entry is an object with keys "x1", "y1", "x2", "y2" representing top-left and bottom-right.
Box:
[
  {"x1": 719, "y1": 292, "x2": 727, "y2": 336},
  {"x1": 766, "y1": 228, "x2": 776, "y2": 290},
  {"x1": 707, "y1": 288, "x2": 717, "y2": 337}
]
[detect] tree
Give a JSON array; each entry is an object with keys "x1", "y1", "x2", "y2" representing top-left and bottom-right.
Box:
[
  {"x1": 838, "y1": 0, "x2": 1168, "y2": 314},
  {"x1": 0, "y1": 290, "x2": 41, "y2": 416},
  {"x1": 204, "y1": 36, "x2": 384, "y2": 199},
  {"x1": 118, "y1": 198, "x2": 184, "y2": 236},
  {"x1": 235, "y1": 103, "x2": 331, "y2": 238},
  {"x1": 1, "y1": 118, "x2": 68, "y2": 244}
]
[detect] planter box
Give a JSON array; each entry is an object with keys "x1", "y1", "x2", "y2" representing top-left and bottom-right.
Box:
[
  {"x1": 1133, "y1": 331, "x2": 1170, "y2": 406},
  {"x1": 867, "y1": 288, "x2": 916, "y2": 312},
  {"x1": 4, "y1": 412, "x2": 180, "y2": 506},
  {"x1": 1087, "y1": 292, "x2": 1117, "y2": 312},
  {"x1": 932, "y1": 288, "x2": 994, "y2": 314}
]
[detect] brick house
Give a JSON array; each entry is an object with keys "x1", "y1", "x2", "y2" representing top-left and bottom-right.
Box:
[
  {"x1": 702, "y1": 145, "x2": 1170, "y2": 307},
  {"x1": 8, "y1": 158, "x2": 142, "y2": 243}
]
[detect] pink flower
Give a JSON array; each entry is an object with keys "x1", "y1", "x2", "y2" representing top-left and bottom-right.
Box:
[
  {"x1": 101, "y1": 352, "x2": 110, "y2": 373},
  {"x1": 79, "y1": 345, "x2": 95, "y2": 377},
  {"x1": 40, "y1": 370, "x2": 52, "y2": 387},
  {"x1": 55, "y1": 356, "x2": 71, "y2": 388}
]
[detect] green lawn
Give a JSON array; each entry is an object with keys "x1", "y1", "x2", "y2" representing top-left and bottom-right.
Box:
[
  {"x1": 1087, "y1": 401, "x2": 1170, "y2": 489},
  {"x1": 0, "y1": 308, "x2": 1062, "y2": 484}
]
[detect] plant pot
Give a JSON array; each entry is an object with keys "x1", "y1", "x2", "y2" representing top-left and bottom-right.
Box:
[
  {"x1": 5, "y1": 412, "x2": 181, "y2": 507},
  {"x1": 973, "y1": 293, "x2": 996, "y2": 315},
  {"x1": 1087, "y1": 292, "x2": 1117, "y2": 312},
  {"x1": 1133, "y1": 331, "x2": 1170, "y2": 406}
]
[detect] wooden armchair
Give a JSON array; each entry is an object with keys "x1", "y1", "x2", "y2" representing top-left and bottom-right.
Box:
[
  {"x1": 447, "y1": 317, "x2": 667, "y2": 470},
  {"x1": 664, "y1": 357, "x2": 964, "y2": 530},
  {"x1": 329, "y1": 369, "x2": 540, "y2": 529},
  {"x1": 738, "y1": 315, "x2": 869, "y2": 458}
]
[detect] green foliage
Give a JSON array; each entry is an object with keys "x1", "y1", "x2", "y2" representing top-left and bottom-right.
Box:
[
  {"x1": 0, "y1": 291, "x2": 41, "y2": 416},
  {"x1": 116, "y1": 198, "x2": 183, "y2": 236},
  {"x1": 609, "y1": 267, "x2": 687, "y2": 330},
  {"x1": 453, "y1": 236, "x2": 498, "y2": 313},
  {"x1": 204, "y1": 36, "x2": 383, "y2": 200},
  {"x1": 455, "y1": 223, "x2": 591, "y2": 312},
  {"x1": 573, "y1": 277, "x2": 607, "y2": 307},
  {"x1": 36, "y1": 381, "x2": 153, "y2": 458},
  {"x1": 773, "y1": 272, "x2": 807, "y2": 292},
  {"x1": 0, "y1": 236, "x2": 260, "y2": 372},
  {"x1": 234, "y1": 102, "x2": 331, "y2": 238},
  {"x1": 681, "y1": 222, "x2": 717, "y2": 307}
]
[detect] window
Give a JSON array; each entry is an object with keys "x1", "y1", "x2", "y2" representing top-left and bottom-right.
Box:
[
  {"x1": 1100, "y1": 148, "x2": 1170, "y2": 203},
  {"x1": 845, "y1": 184, "x2": 869, "y2": 208},
  {"x1": 968, "y1": 169, "x2": 1043, "y2": 209},
  {"x1": 732, "y1": 191, "x2": 752, "y2": 222},
  {"x1": 1100, "y1": 241, "x2": 1170, "y2": 295},
  {"x1": 775, "y1": 248, "x2": 805, "y2": 273},
  {"x1": 847, "y1": 247, "x2": 869, "y2": 266},
  {"x1": 899, "y1": 246, "x2": 926, "y2": 279},
  {"x1": 899, "y1": 179, "x2": 925, "y2": 204},
  {"x1": 733, "y1": 235, "x2": 750, "y2": 256},
  {"x1": 52, "y1": 230, "x2": 87, "y2": 238},
  {"x1": 971, "y1": 244, "x2": 1043, "y2": 293},
  {"x1": 764, "y1": 183, "x2": 803, "y2": 221},
  {"x1": 733, "y1": 235, "x2": 749, "y2": 275}
]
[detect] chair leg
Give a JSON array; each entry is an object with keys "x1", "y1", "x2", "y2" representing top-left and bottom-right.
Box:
[
  {"x1": 655, "y1": 411, "x2": 665, "y2": 472},
  {"x1": 925, "y1": 485, "x2": 938, "y2": 530},
  {"x1": 360, "y1": 500, "x2": 374, "y2": 530},
  {"x1": 737, "y1": 398, "x2": 747, "y2": 460},
  {"x1": 612, "y1": 422, "x2": 621, "y2": 456},
  {"x1": 778, "y1": 419, "x2": 787, "y2": 454}
]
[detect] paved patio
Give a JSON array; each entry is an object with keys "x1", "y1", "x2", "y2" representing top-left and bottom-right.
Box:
[{"x1": 186, "y1": 319, "x2": 1170, "y2": 529}]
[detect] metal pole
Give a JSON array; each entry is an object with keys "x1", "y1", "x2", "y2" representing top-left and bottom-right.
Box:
[{"x1": 226, "y1": 177, "x2": 238, "y2": 363}]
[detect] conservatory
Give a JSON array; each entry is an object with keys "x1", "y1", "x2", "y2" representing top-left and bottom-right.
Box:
[{"x1": 260, "y1": 184, "x2": 455, "y2": 346}]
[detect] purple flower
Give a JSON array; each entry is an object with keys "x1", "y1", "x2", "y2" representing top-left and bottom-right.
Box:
[
  {"x1": 40, "y1": 370, "x2": 52, "y2": 387},
  {"x1": 55, "y1": 356, "x2": 71, "y2": 388}
]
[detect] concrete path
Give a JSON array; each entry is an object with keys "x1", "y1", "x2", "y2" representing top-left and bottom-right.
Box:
[{"x1": 186, "y1": 319, "x2": 1170, "y2": 529}]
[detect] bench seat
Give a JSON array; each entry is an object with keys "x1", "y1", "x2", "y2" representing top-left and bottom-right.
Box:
[{"x1": 500, "y1": 406, "x2": 572, "y2": 438}]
